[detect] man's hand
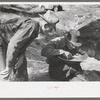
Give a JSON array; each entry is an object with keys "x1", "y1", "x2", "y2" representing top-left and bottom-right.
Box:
[
  {"x1": 77, "y1": 49, "x2": 86, "y2": 55},
  {"x1": 0, "y1": 67, "x2": 12, "y2": 80},
  {"x1": 60, "y1": 51, "x2": 73, "y2": 59}
]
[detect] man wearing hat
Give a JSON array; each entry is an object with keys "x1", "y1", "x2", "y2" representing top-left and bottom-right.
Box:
[
  {"x1": 41, "y1": 29, "x2": 87, "y2": 81},
  {"x1": 0, "y1": 10, "x2": 59, "y2": 81}
]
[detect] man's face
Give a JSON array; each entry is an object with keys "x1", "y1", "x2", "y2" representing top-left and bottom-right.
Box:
[
  {"x1": 41, "y1": 23, "x2": 53, "y2": 34},
  {"x1": 39, "y1": 18, "x2": 54, "y2": 34}
]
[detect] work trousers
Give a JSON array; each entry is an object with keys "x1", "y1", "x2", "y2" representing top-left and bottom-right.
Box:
[
  {"x1": 49, "y1": 60, "x2": 82, "y2": 81},
  {"x1": 0, "y1": 39, "x2": 28, "y2": 81},
  {"x1": 0, "y1": 46, "x2": 28, "y2": 81},
  {"x1": 9, "y1": 53, "x2": 28, "y2": 81}
]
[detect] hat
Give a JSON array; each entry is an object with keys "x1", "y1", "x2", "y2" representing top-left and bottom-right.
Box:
[
  {"x1": 69, "y1": 29, "x2": 82, "y2": 47},
  {"x1": 70, "y1": 41, "x2": 82, "y2": 47},
  {"x1": 39, "y1": 10, "x2": 59, "y2": 31}
]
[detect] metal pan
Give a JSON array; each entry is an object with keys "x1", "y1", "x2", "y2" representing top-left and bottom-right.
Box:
[{"x1": 59, "y1": 54, "x2": 88, "y2": 62}]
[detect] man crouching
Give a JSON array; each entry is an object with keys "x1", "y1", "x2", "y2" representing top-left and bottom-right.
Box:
[{"x1": 41, "y1": 29, "x2": 88, "y2": 81}]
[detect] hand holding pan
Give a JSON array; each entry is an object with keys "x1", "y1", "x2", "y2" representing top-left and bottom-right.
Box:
[
  {"x1": 59, "y1": 53, "x2": 88, "y2": 63},
  {"x1": 59, "y1": 53, "x2": 89, "y2": 81}
]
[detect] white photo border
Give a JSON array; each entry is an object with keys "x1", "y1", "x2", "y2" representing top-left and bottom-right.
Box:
[{"x1": 0, "y1": 2, "x2": 100, "y2": 98}]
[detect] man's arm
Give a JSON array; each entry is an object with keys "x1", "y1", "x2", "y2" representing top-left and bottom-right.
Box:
[{"x1": 41, "y1": 36, "x2": 71, "y2": 57}]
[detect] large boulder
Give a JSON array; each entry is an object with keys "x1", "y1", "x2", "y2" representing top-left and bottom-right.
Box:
[{"x1": 79, "y1": 19, "x2": 100, "y2": 60}]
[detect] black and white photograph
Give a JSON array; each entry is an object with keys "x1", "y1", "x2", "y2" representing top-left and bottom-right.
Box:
[
  {"x1": 0, "y1": 2, "x2": 100, "y2": 82},
  {"x1": 0, "y1": 2, "x2": 100, "y2": 98}
]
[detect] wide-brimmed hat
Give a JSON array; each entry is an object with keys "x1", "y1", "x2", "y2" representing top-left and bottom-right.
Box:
[
  {"x1": 68, "y1": 29, "x2": 82, "y2": 47},
  {"x1": 69, "y1": 41, "x2": 82, "y2": 47},
  {"x1": 39, "y1": 10, "x2": 59, "y2": 31}
]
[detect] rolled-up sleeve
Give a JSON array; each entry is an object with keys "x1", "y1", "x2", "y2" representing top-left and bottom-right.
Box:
[
  {"x1": 41, "y1": 36, "x2": 68, "y2": 57},
  {"x1": 6, "y1": 19, "x2": 39, "y2": 68}
]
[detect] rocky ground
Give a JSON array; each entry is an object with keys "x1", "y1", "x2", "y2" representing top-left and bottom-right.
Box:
[{"x1": 1, "y1": 4, "x2": 100, "y2": 81}]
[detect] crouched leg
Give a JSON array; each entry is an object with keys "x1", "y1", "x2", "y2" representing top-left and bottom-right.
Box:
[
  {"x1": 48, "y1": 62, "x2": 77, "y2": 81},
  {"x1": 49, "y1": 62, "x2": 87, "y2": 81}
]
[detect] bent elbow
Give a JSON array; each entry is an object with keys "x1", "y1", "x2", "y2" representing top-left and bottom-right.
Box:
[{"x1": 41, "y1": 46, "x2": 53, "y2": 57}]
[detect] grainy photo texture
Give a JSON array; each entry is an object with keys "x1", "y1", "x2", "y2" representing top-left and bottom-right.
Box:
[{"x1": 0, "y1": 3, "x2": 100, "y2": 82}]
